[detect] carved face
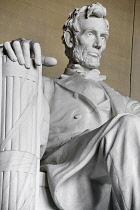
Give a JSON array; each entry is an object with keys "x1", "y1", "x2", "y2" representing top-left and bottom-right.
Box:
[{"x1": 72, "y1": 17, "x2": 109, "y2": 69}]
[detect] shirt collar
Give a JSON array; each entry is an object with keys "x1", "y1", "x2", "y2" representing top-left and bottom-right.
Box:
[{"x1": 60, "y1": 64, "x2": 106, "y2": 81}]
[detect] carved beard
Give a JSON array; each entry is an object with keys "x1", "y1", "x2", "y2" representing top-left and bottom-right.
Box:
[{"x1": 72, "y1": 45, "x2": 101, "y2": 69}]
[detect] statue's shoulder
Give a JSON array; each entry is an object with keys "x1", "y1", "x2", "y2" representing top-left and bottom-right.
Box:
[
  {"x1": 100, "y1": 81, "x2": 124, "y2": 99},
  {"x1": 99, "y1": 81, "x2": 115, "y2": 93},
  {"x1": 100, "y1": 81, "x2": 132, "y2": 106}
]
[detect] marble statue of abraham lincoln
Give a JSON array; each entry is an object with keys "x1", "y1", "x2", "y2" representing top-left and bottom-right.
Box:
[{"x1": 1, "y1": 2, "x2": 140, "y2": 210}]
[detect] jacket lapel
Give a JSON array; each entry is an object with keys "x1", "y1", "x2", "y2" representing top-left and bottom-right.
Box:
[
  {"x1": 56, "y1": 74, "x2": 128, "y2": 118},
  {"x1": 55, "y1": 74, "x2": 98, "y2": 109}
]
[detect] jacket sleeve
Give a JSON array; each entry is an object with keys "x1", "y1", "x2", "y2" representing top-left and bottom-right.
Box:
[{"x1": 40, "y1": 76, "x2": 54, "y2": 158}]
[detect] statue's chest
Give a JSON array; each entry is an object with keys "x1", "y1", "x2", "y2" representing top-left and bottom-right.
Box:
[{"x1": 50, "y1": 82, "x2": 111, "y2": 129}]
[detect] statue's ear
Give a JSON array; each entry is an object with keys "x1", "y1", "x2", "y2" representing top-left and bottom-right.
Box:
[{"x1": 64, "y1": 30, "x2": 74, "y2": 48}]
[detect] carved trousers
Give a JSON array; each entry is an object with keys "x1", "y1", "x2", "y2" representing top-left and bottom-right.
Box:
[{"x1": 42, "y1": 114, "x2": 140, "y2": 210}]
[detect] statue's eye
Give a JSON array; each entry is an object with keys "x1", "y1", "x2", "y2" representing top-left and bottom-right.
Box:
[
  {"x1": 87, "y1": 32, "x2": 93, "y2": 36},
  {"x1": 101, "y1": 36, "x2": 106, "y2": 41}
]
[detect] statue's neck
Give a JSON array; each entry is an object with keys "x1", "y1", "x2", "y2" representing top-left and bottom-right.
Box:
[{"x1": 64, "y1": 63, "x2": 95, "y2": 75}]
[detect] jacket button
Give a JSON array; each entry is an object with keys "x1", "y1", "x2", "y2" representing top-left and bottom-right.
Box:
[
  {"x1": 74, "y1": 114, "x2": 81, "y2": 119},
  {"x1": 73, "y1": 93, "x2": 79, "y2": 99}
]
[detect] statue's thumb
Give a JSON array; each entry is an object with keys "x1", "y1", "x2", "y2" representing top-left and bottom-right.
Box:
[{"x1": 41, "y1": 56, "x2": 57, "y2": 67}]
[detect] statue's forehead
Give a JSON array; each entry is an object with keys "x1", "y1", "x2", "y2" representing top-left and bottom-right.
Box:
[{"x1": 77, "y1": 15, "x2": 108, "y2": 32}]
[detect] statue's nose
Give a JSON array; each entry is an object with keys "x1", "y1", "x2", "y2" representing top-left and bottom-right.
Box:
[{"x1": 93, "y1": 37, "x2": 102, "y2": 49}]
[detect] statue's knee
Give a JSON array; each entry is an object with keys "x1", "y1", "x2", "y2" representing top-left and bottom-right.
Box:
[
  {"x1": 117, "y1": 115, "x2": 140, "y2": 144},
  {"x1": 107, "y1": 114, "x2": 140, "y2": 154},
  {"x1": 119, "y1": 114, "x2": 140, "y2": 127}
]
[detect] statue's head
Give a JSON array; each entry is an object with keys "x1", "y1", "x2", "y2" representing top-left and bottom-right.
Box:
[{"x1": 62, "y1": 2, "x2": 109, "y2": 69}]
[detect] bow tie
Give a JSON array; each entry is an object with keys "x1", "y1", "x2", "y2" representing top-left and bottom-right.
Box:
[{"x1": 61, "y1": 64, "x2": 106, "y2": 81}]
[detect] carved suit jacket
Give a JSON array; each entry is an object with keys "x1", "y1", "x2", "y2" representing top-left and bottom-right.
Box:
[
  {"x1": 40, "y1": 73, "x2": 140, "y2": 210},
  {"x1": 41, "y1": 73, "x2": 140, "y2": 154}
]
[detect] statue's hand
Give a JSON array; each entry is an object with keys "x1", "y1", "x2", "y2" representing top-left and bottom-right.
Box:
[{"x1": 3, "y1": 38, "x2": 57, "y2": 69}]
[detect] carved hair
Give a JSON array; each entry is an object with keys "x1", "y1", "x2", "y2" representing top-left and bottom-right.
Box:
[{"x1": 62, "y1": 2, "x2": 109, "y2": 59}]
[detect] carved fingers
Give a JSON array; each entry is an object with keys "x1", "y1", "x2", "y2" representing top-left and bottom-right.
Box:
[
  {"x1": 3, "y1": 38, "x2": 42, "y2": 69},
  {"x1": 3, "y1": 38, "x2": 57, "y2": 69},
  {"x1": 3, "y1": 41, "x2": 18, "y2": 62},
  {"x1": 32, "y1": 42, "x2": 42, "y2": 66},
  {"x1": 22, "y1": 41, "x2": 31, "y2": 68},
  {"x1": 13, "y1": 40, "x2": 25, "y2": 65}
]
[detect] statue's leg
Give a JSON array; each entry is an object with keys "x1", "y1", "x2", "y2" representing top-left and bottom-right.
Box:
[
  {"x1": 101, "y1": 114, "x2": 140, "y2": 210},
  {"x1": 43, "y1": 113, "x2": 140, "y2": 210}
]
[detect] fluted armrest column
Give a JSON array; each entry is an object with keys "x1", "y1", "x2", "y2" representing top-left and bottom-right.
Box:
[{"x1": 0, "y1": 54, "x2": 42, "y2": 210}]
